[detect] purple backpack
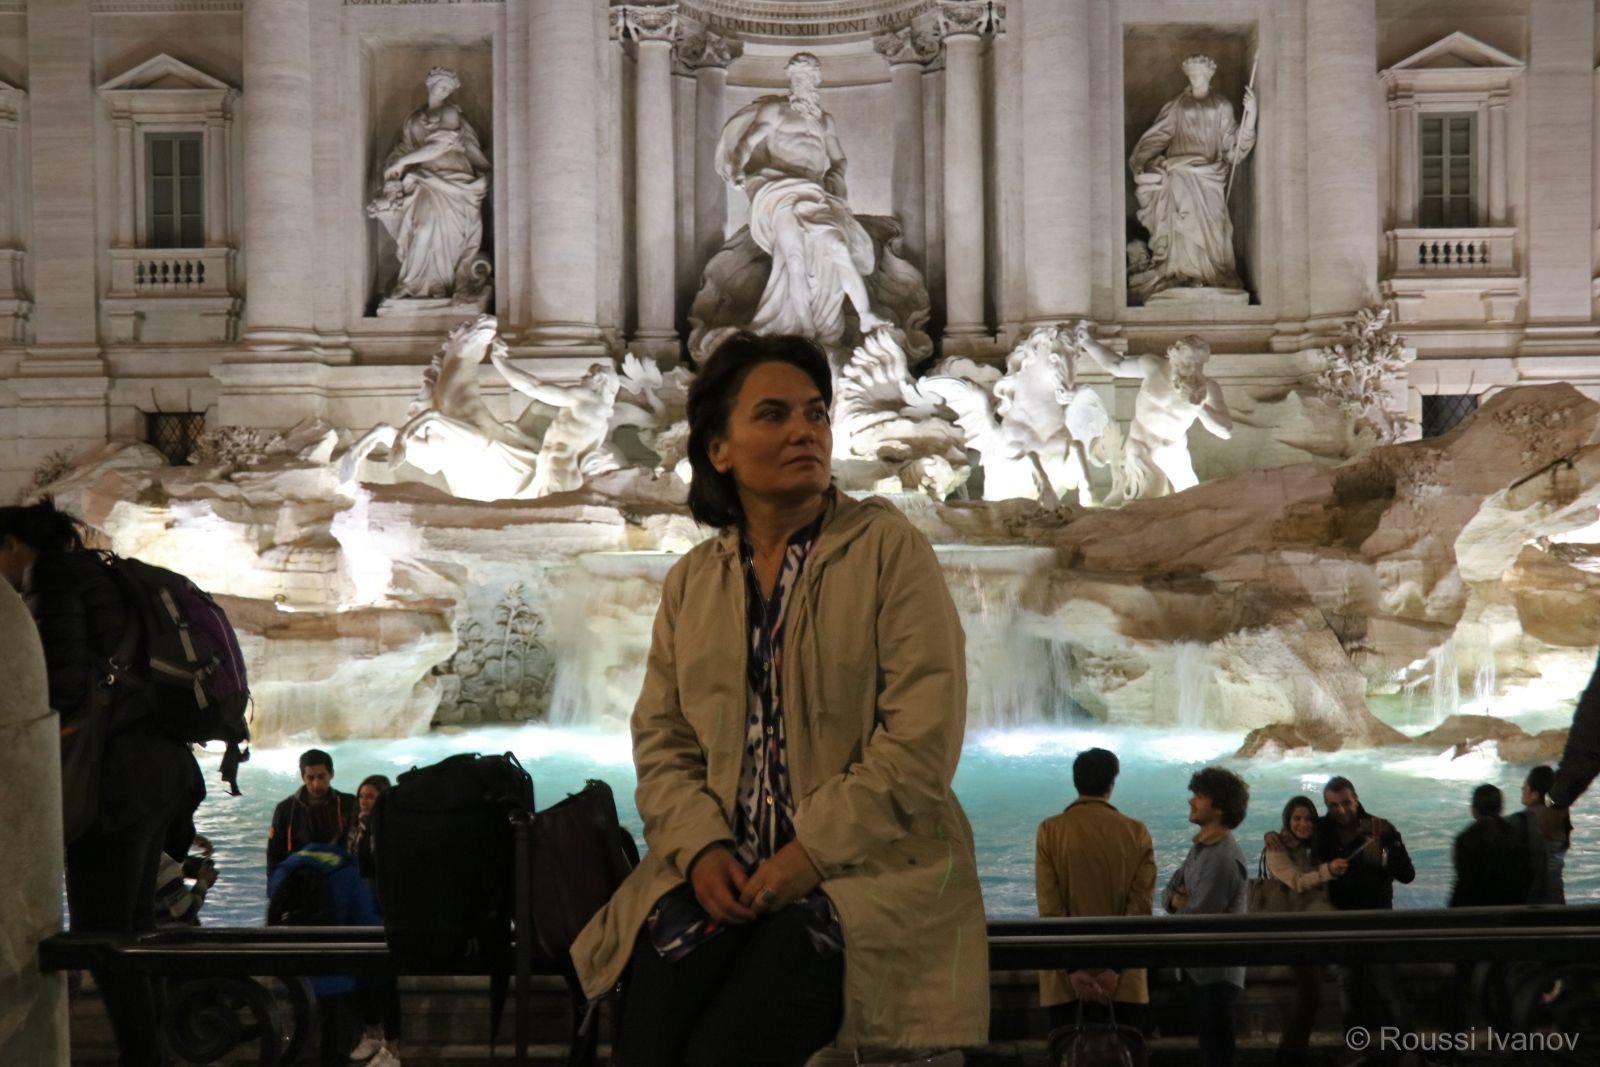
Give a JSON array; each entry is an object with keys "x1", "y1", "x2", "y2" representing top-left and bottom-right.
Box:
[{"x1": 102, "y1": 554, "x2": 251, "y2": 794}]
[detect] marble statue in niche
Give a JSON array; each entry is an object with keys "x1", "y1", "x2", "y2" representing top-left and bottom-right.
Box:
[
  {"x1": 689, "y1": 52, "x2": 932, "y2": 364},
  {"x1": 1073, "y1": 321, "x2": 1233, "y2": 500},
  {"x1": 367, "y1": 67, "x2": 493, "y2": 314},
  {"x1": 1127, "y1": 54, "x2": 1257, "y2": 306}
]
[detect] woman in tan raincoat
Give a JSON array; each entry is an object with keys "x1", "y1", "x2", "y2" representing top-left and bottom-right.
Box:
[{"x1": 571, "y1": 333, "x2": 989, "y2": 1063}]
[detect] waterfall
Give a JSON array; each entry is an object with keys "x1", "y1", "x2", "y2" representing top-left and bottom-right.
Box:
[
  {"x1": 1172, "y1": 641, "x2": 1211, "y2": 730},
  {"x1": 1425, "y1": 638, "x2": 1460, "y2": 725},
  {"x1": 937, "y1": 547, "x2": 1074, "y2": 730}
]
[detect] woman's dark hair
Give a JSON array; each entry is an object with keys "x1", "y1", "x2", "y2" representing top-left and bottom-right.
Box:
[
  {"x1": 0, "y1": 499, "x2": 85, "y2": 553},
  {"x1": 1280, "y1": 795, "x2": 1317, "y2": 837},
  {"x1": 357, "y1": 774, "x2": 391, "y2": 795},
  {"x1": 1072, "y1": 748, "x2": 1119, "y2": 797},
  {"x1": 1525, "y1": 765, "x2": 1555, "y2": 800},
  {"x1": 685, "y1": 332, "x2": 833, "y2": 529},
  {"x1": 1189, "y1": 766, "x2": 1250, "y2": 830}
]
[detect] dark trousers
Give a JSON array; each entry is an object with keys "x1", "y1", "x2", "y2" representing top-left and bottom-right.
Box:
[
  {"x1": 614, "y1": 906, "x2": 844, "y2": 1067},
  {"x1": 1276, "y1": 964, "x2": 1324, "y2": 1065},
  {"x1": 67, "y1": 807, "x2": 169, "y2": 1067},
  {"x1": 1339, "y1": 962, "x2": 1412, "y2": 1064},
  {"x1": 356, "y1": 978, "x2": 402, "y2": 1040},
  {"x1": 1186, "y1": 978, "x2": 1240, "y2": 1067}
]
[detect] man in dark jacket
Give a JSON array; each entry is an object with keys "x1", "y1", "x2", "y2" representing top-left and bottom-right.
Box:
[
  {"x1": 1317, "y1": 777, "x2": 1417, "y2": 1065},
  {"x1": 267, "y1": 749, "x2": 357, "y2": 877},
  {"x1": 1449, "y1": 785, "x2": 1531, "y2": 907}
]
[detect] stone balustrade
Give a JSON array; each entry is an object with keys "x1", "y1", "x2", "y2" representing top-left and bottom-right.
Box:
[
  {"x1": 1387, "y1": 227, "x2": 1517, "y2": 277},
  {"x1": 109, "y1": 247, "x2": 233, "y2": 296}
]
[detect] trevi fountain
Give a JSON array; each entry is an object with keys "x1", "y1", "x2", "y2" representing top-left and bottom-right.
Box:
[{"x1": 4, "y1": 1, "x2": 1598, "y2": 927}]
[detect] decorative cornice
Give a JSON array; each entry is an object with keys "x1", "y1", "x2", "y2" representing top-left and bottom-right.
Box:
[
  {"x1": 676, "y1": 20, "x2": 742, "y2": 70},
  {"x1": 343, "y1": 0, "x2": 500, "y2": 6},
  {"x1": 873, "y1": 17, "x2": 941, "y2": 66},
  {"x1": 936, "y1": 0, "x2": 1001, "y2": 38},
  {"x1": 611, "y1": 4, "x2": 680, "y2": 45},
  {"x1": 677, "y1": 0, "x2": 934, "y2": 42},
  {"x1": 93, "y1": 1, "x2": 242, "y2": 11}
]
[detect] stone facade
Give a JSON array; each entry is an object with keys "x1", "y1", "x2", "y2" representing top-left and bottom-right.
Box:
[{"x1": 0, "y1": 0, "x2": 1597, "y2": 499}]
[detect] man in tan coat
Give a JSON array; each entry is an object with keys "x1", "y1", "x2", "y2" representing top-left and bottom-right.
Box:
[{"x1": 1035, "y1": 748, "x2": 1157, "y2": 1031}]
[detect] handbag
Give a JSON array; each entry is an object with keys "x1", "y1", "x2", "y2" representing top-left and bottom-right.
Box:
[
  {"x1": 512, "y1": 779, "x2": 637, "y2": 1067},
  {"x1": 1247, "y1": 849, "x2": 1296, "y2": 913},
  {"x1": 1046, "y1": 1000, "x2": 1147, "y2": 1067},
  {"x1": 525, "y1": 779, "x2": 637, "y2": 958}
]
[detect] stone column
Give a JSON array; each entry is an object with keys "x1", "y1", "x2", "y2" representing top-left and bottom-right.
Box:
[
  {"x1": 1526, "y1": 0, "x2": 1594, "y2": 323},
  {"x1": 0, "y1": 87, "x2": 19, "y2": 251},
  {"x1": 613, "y1": 5, "x2": 680, "y2": 359},
  {"x1": 1020, "y1": 0, "x2": 1091, "y2": 321},
  {"x1": 1305, "y1": 0, "x2": 1380, "y2": 323},
  {"x1": 1390, "y1": 97, "x2": 1418, "y2": 228},
  {"x1": 240, "y1": 0, "x2": 317, "y2": 353},
  {"x1": 112, "y1": 115, "x2": 136, "y2": 247},
  {"x1": 678, "y1": 23, "x2": 741, "y2": 290},
  {"x1": 938, "y1": 0, "x2": 999, "y2": 343},
  {"x1": 204, "y1": 103, "x2": 232, "y2": 247},
  {"x1": 23, "y1": 0, "x2": 100, "y2": 367},
  {"x1": 874, "y1": 22, "x2": 938, "y2": 269},
  {"x1": 1485, "y1": 92, "x2": 1507, "y2": 228},
  {"x1": 527, "y1": 0, "x2": 603, "y2": 348},
  {"x1": 0, "y1": 582, "x2": 67, "y2": 1066}
]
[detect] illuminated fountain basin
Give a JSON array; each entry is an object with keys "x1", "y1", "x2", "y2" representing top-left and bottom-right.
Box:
[{"x1": 192, "y1": 705, "x2": 1596, "y2": 927}]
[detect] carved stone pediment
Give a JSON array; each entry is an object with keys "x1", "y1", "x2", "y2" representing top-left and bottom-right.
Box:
[
  {"x1": 1383, "y1": 32, "x2": 1524, "y2": 94},
  {"x1": 100, "y1": 53, "x2": 235, "y2": 95}
]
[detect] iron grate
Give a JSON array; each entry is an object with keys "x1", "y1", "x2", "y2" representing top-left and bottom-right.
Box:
[
  {"x1": 146, "y1": 412, "x2": 205, "y2": 466},
  {"x1": 1421, "y1": 394, "x2": 1478, "y2": 439}
]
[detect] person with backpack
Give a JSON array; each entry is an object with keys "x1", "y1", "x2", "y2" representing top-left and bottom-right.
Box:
[
  {"x1": 267, "y1": 842, "x2": 382, "y2": 1065},
  {"x1": 571, "y1": 334, "x2": 989, "y2": 1064},
  {"x1": 0, "y1": 500, "x2": 203, "y2": 1067},
  {"x1": 268, "y1": 748, "x2": 358, "y2": 876}
]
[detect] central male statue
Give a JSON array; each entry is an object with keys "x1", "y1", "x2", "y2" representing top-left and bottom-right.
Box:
[{"x1": 716, "y1": 52, "x2": 891, "y2": 345}]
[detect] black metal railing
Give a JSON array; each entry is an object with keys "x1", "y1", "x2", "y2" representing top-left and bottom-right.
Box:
[{"x1": 41, "y1": 906, "x2": 1600, "y2": 1066}]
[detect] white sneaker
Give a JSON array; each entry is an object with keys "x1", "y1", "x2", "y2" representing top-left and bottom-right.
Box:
[
  {"x1": 348, "y1": 1035, "x2": 383, "y2": 1062},
  {"x1": 370, "y1": 1049, "x2": 401, "y2": 1067}
]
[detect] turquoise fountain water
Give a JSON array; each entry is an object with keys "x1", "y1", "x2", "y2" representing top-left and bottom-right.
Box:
[{"x1": 190, "y1": 706, "x2": 1594, "y2": 926}]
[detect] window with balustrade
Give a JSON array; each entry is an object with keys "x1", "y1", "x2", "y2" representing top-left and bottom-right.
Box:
[{"x1": 99, "y1": 55, "x2": 240, "y2": 343}]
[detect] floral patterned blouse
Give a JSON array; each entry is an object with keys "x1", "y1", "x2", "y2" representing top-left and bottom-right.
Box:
[{"x1": 648, "y1": 513, "x2": 842, "y2": 961}]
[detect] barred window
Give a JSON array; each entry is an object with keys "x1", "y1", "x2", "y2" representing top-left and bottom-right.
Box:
[
  {"x1": 1421, "y1": 394, "x2": 1478, "y2": 438},
  {"x1": 146, "y1": 412, "x2": 205, "y2": 465}
]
